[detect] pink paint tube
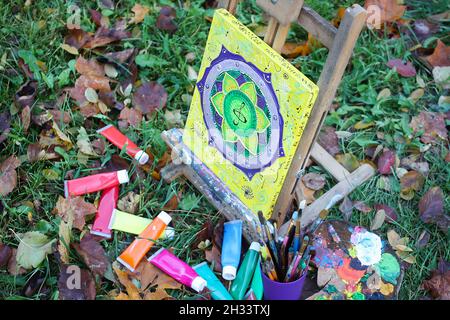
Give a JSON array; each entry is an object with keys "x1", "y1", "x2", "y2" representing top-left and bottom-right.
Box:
[
  {"x1": 64, "y1": 170, "x2": 129, "y2": 198},
  {"x1": 148, "y1": 248, "x2": 207, "y2": 293},
  {"x1": 97, "y1": 124, "x2": 150, "y2": 165},
  {"x1": 91, "y1": 186, "x2": 119, "y2": 238}
]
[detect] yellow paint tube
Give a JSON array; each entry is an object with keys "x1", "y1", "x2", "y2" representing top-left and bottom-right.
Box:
[{"x1": 108, "y1": 209, "x2": 175, "y2": 239}]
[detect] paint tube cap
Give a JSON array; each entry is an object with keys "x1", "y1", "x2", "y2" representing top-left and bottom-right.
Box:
[
  {"x1": 222, "y1": 266, "x2": 237, "y2": 281},
  {"x1": 134, "y1": 150, "x2": 150, "y2": 165},
  {"x1": 250, "y1": 241, "x2": 261, "y2": 252},
  {"x1": 191, "y1": 276, "x2": 207, "y2": 293},
  {"x1": 157, "y1": 211, "x2": 172, "y2": 225},
  {"x1": 165, "y1": 228, "x2": 175, "y2": 239},
  {"x1": 117, "y1": 170, "x2": 129, "y2": 184}
]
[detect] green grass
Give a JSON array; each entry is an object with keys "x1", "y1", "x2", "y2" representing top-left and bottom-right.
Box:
[{"x1": 0, "y1": 0, "x2": 449, "y2": 300}]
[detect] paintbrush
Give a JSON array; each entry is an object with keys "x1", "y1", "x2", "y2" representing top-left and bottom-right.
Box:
[
  {"x1": 280, "y1": 211, "x2": 298, "y2": 273},
  {"x1": 292, "y1": 201, "x2": 305, "y2": 252},
  {"x1": 258, "y1": 211, "x2": 280, "y2": 271},
  {"x1": 307, "y1": 194, "x2": 343, "y2": 235}
]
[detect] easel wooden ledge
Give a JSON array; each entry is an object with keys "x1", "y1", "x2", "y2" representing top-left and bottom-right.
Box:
[{"x1": 161, "y1": 1, "x2": 375, "y2": 242}]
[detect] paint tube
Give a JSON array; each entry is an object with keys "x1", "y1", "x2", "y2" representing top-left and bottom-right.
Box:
[
  {"x1": 250, "y1": 257, "x2": 263, "y2": 300},
  {"x1": 64, "y1": 170, "x2": 129, "y2": 198},
  {"x1": 193, "y1": 262, "x2": 233, "y2": 300},
  {"x1": 108, "y1": 209, "x2": 174, "y2": 239},
  {"x1": 91, "y1": 186, "x2": 119, "y2": 238},
  {"x1": 97, "y1": 124, "x2": 149, "y2": 165},
  {"x1": 230, "y1": 242, "x2": 261, "y2": 300},
  {"x1": 117, "y1": 211, "x2": 171, "y2": 272},
  {"x1": 148, "y1": 248, "x2": 207, "y2": 293},
  {"x1": 221, "y1": 220, "x2": 242, "y2": 281}
]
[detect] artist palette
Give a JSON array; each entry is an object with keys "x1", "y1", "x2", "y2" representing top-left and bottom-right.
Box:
[{"x1": 307, "y1": 220, "x2": 403, "y2": 300}]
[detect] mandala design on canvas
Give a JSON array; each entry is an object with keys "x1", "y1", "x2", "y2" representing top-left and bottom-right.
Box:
[{"x1": 197, "y1": 46, "x2": 284, "y2": 180}]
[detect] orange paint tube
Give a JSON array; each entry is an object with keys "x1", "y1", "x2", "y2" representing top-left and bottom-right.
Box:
[{"x1": 117, "y1": 211, "x2": 172, "y2": 272}]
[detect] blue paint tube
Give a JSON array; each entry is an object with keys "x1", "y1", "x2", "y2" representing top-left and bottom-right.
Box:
[
  {"x1": 193, "y1": 262, "x2": 233, "y2": 300},
  {"x1": 221, "y1": 220, "x2": 243, "y2": 280}
]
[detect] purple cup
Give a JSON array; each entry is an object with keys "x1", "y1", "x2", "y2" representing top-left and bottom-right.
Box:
[{"x1": 261, "y1": 267, "x2": 307, "y2": 300}]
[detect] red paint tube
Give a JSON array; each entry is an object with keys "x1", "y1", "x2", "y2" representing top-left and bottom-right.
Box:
[
  {"x1": 91, "y1": 186, "x2": 119, "y2": 238},
  {"x1": 97, "y1": 124, "x2": 150, "y2": 165},
  {"x1": 64, "y1": 170, "x2": 129, "y2": 198},
  {"x1": 148, "y1": 248, "x2": 207, "y2": 293}
]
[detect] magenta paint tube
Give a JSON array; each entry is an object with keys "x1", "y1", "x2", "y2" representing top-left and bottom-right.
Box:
[
  {"x1": 91, "y1": 185, "x2": 119, "y2": 238},
  {"x1": 148, "y1": 248, "x2": 207, "y2": 293}
]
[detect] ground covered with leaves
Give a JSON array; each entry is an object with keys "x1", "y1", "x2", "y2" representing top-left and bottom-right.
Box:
[{"x1": 0, "y1": 0, "x2": 449, "y2": 300}]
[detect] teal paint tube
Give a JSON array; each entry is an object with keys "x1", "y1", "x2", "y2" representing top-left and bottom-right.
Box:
[
  {"x1": 221, "y1": 220, "x2": 243, "y2": 280},
  {"x1": 193, "y1": 262, "x2": 233, "y2": 300},
  {"x1": 250, "y1": 257, "x2": 263, "y2": 300},
  {"x1": 230, "y1": 242, "x2": 261, "y2": 300}
]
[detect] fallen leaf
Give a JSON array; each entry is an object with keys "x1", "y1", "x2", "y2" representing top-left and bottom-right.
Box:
[
  {"x1": 318, "y1": 126, "x2": 340, "y2": 156},
  {"x1": 129, "y1": 4, "x2": 150, "y2": 24},
  {"x1": 426, "y1": 40, "x2": 450, "y2": 67},
  {"x1": 64, "y1": 28, "x2": 91, "y2": 50},
  {"x1": 410, "y1": 111, "x2": 448, "y2": 144},
  {"x1": 113, "y1": 264, "x2": 141, "y2": 300},
  {"x1": 83, "y1": 21, "x2": 131, "y2": 49},
  {"x1": 353, "y1": 201, "x2": 372, "y2": 213},
  {"x1": 205, "y1": 244, "x2": 222, "y2": 273},
  {"x1": 73, "y1": 234, "x2": 110, "y2": 277},
  {"x1": 364, "y1": 0, "x2": 406, "y2": 24},
  {"x1": 419, "y1": 187, "x2": 448, "y2": 232},
  {"x1": 370, "y1": 209, "x2": 386, "y2": 231},
  {"x1": 55, "y1": 196, "x2": 97, "y2": 231},
  {"x1": 432, "y1": 66, "x2": 450, "y2": 89},
  {"x1": 377, "y1": 88, "x2": 391, "y2": 100},
  {"x1": 377, "y1": 149, "x2": 396, "y2": 175},
  {"x1": 117, "y1": 192, "x2": 141, "y2": 214},
  {"x1": 416, "y1": 230, "x2": 430, "y2": 248},
  {"x1": 22, "y1": 270, "x2": 47, "y2": 297},
  {"x1": 387, "y1": 59, "x2": 416, "y2": 77},
  {"x1": 422, "y1": 258, "x2": 450, "y2": 300},
  {"x1": 27, "y1": 143, "x2": 58, "y2": 162},
  {"x1": 8, "y1": 249, "x2": 27, "y2": 275},
  {"x1": 134, "y1": 261, "x2": 181, "y2": 291},
  {"x1": 339, "y1": 196, "x2": 353, "y2": 221},
  {"x1": 133, "y1": 81, "x2": 168, "y2": 114},
  {"x1": 408, "y1": 88, "x2": 424, "y2": 104},
  {"x1": 302, "y1": 173, "x2": 326, "y2": 191},
  {"x1": 0, "y1": 243, "x2": 12, "y2": 268},
  {"x1": 297, "y1": 180, "x2": 316, "y2": 205},
  {"x1": 0, "y1": 111, "x2": 11, "y2": 144},
  {"x1": 143, "y1": 287, "x2": 173, "y2": 300},
  {"x1": 60, "y1": 43, "x2": 79, "y2": 55},
  {"x1": 156, "y1": 6, "x2": 178, "y2": 33},
  {"x1": 118, "y1": 107, "x2": 143, "y2": 129},
  {"x1": 336, "y1": 153, "x2": 360, "y2": 172},
  {"x1": 162, "y1": 194, "x2": 179, "y2": 211},
  {"x1": 374, "y1": 204, "x2": 398, "y2": 222},
  {"x1": 164, "y1": 109, "x2": 183, "y2": 128},
  {"x1": 16, "y1": 231, "x2": 55, "y2": 269},
  {"x1": 400, "y1": 170, "x2": 424, "y2": 199},
  {"x1": 0, "y1": 155, "x2": 20, "y2": 196},
  {"x1": 58, "y1": 264, "x2": 96, "y2": 300},
  {"x1": 76, "y1": 127, "x2": 97, "y2": 156},
  {"x1": 412, "y1": 19, "x2": 439, "y2": 41},
  {"x1": 15, "y1": 80, "x2": 38, "y2": 109}
]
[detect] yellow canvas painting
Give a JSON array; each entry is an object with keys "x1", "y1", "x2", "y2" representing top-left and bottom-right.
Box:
[{"x1": 183, "y1": 9, "x2": 319, "y2": 218}]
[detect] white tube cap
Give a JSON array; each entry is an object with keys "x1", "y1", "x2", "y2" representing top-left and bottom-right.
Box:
[
  {"x1": 117, "y1": 170, "x2": 129, "y2": 184},
  {"x1": 157, "y1": 211, "x2": 172, "y2": 225},
  {"x1": 250, "y1": 242, "x2": 261, "y2": 252},
  {"x1": 164, "y1": 228, "x2": 175, "y2": 239},
  {"x1": 222, "y1": 265, "x2": 237, "y2": 281},
  {"x1": 191, "y1": 276, "x2": 207, "y2": 293},
  {"x1": 134, "y1": 150, "x2": 150, "y2": 165}
]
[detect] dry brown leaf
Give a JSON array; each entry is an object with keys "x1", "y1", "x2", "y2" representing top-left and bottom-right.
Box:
[
  {"x1": 0, "y1": 155, "x2": 20, "y2": 196},
  {"x1": 55, "y1": 196, "x2": 97, "y2": 231},
  {"x1": 426, "y1": 39, "x2": 450, "y2": 68},
  {"x1": 129, "y1": 4, "x2": 150, "y2": 24}
]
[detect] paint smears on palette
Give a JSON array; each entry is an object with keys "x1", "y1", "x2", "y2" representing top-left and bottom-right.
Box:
[
  {"x1": 308, "y1": 220, "x2": 402, "y2": 300},
  {"x1": 183, "y1": 9, "x2": 318, "y2": 218}
]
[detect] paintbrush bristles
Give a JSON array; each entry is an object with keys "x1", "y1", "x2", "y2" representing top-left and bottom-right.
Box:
[{"x1": 299, "y1": 200, "x2": 306, "y2": 210}]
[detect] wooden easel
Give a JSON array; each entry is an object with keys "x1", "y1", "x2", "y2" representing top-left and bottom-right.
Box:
[{"x1": 161, "y1": 1, "x2": 375, "y2": 241}]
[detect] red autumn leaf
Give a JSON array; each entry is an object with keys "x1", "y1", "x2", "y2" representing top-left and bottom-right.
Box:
[
  {"x1": 0, "y1": 111, "x2": 11, "y2": 144},
  {"x1": 318, "y1": 126, "x2": 340, "y2": 157},
  {"x1": 75, "y1": 57, "x2": 105, "y2": 78},
  {"x1": 162, "y1": 193, "x2": 179, "y2": 211},
  {"x1": 64, "y1": 28, "x2": 92, "y2": 50},
  {"x1": 422, "y1": 258, "x2": 450, "y2": 300},
  {"x1": 426, "y1": 39, "x2": 450, "y2": 67},
  {"x1": 0, "y1": 243, "x2": 12, "y2": 268},
  {"x1": 118, "y1": 107, "x2": 143, "y2": 130},
  {"x1": 55, "y1": 196, "x2": 97, "y2": 231},
  {"x1": 302, "y1": 173, "x2": 326, "y2": 191},
  {"x1": 15, "y1": 80, "x2": 38, "y2": 109},
  {"x1": 156, "y1": 6, "x2": 178, "y2": 33},
  {"x1": 89, "y1": 9, "x2": 105, "y2": 28},
  {"x1": 364, "y1": 0, "x2": 406, "y2": 24},
  {"x1": 0, "y1": 155, "x2": 20, "y2": 196},
  {"x1": 133, "y1": 81, "x2": 168, "y2": 114},
  {"x1": 83, "y1": 21, "x2": 131, "y2": 49},
  {"x1": 374, "y1": 203, "x2": 398, "y2": 222},
  {"x1": 419, "y1": 187, "x2": 448, "y2": 232},
  {"x1": 103, "y1": 48, "x2": 136, "y2": 64},
  {"x1": 58, "y1": 264, "x2": 96, "y2": 300},
  {"x1": 377, "y1": 149, "x2": 396, "y2": 175},
  {"x1": 387, "y1": 59, "x2": 417, "y2": 77},
  {"x1": 410, "y1": 111, "x2": 448, "y2": 145},
  {"x1": 72, "y1": 234, "x2": 110, "y2": 277}
]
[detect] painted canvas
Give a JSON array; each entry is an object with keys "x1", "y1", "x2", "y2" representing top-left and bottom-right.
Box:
[{"x1": 183, "y1": 9, "x2": 318, "y2": 217}]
